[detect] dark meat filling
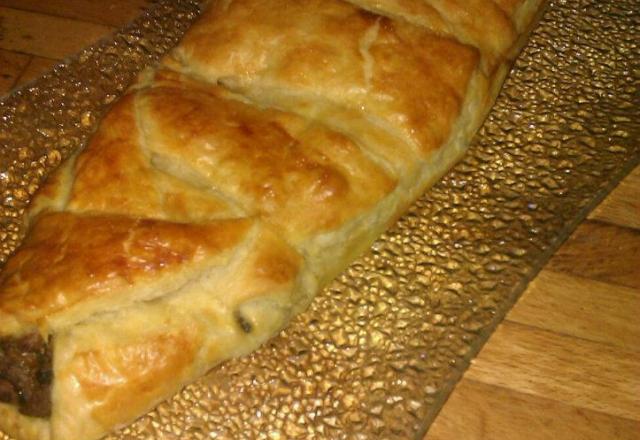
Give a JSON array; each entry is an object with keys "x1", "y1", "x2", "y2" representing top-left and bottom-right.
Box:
[{"x1": 0, "y1": 332, "x2": 52, "y2": 418}]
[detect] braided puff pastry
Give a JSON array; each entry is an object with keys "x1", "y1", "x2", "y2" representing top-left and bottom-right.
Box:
[{"x1": 0, "y1": 0, "x2": 547, "y2": 439}]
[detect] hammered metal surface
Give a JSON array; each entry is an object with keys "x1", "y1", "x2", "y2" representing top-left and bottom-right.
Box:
[{"x1": 1, "y1": 0, "x2": 639, "y2": 439}]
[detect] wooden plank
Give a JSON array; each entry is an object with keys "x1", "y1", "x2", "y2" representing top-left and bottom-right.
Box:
[
  {"x1": 0, "y1": 0, "x2": 151, "y2": 27},
  {"x1": 0, "y1": 7, "x2": 113, "y2": 60},
  {"x1": 548, "y1": 221, "x2": 640, "y2": 290},
  {"x1": 507, "y1": 270, "x2": 640, "y2": 350},
  {"x1": 426, "y1": 379, "x2": 640, "y2": 440},
  {"x1": 0, "y1": 49, "x2": 30, "y2": 95},
  {"x1": 14, "y1": 56, "x2": 59, "y2": 88},
  {"x1": 589, "y1": 166, "x2": 640, "y2": 230},
  {"x1": 465, "y1": 321, "x2": 640, "y2": 421}
]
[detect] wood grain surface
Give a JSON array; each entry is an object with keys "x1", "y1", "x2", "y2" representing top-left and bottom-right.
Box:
[
  {"x1": 0, "y1": 7, "x2": 113, "y2": 59},
  {"x1": 426, "y1": 380, "x2": 640, "y2": 440},
  {"x1": 0, "y1": 2, "x2": 638, "y2": 439},
  {"x1": 428, "y1": 183, "x2": 640, "y2": 437},
  {"x1": 591, "y1": 167, "x2": 640, "y2": 230}
]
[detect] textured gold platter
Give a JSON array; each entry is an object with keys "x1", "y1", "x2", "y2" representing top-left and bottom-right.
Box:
[{"x1": 1, "y1": 0, "x2": 639, "y2": 439}]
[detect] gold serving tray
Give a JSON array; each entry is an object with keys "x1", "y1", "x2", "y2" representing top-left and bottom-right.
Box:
[{"x1": 1, "y1": 0, "x2": 638, "y2": 438}]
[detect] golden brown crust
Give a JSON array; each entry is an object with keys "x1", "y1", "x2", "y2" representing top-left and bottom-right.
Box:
[
  {"x1": 137, "y1": 73, "x2": 396, "y2": 245},
  {"x1": 167, "y1": 0, "x2": 480, "y2": 165},
  {"x1": 50, "y1": 222, "x2": 310, "y2": 440},
  {"x1": 343, "y1": 0, "x2": 516, "y2": 72},
  {"x1": 0, "y1": 213, "x2": 252, "y2": 333},
  {"x1": 68, "y1": 94, "x2": 237, "y2": 222},
  {"x1": 0, "y1": 0, "x2": 548, "y2": 439},
  {"x1": 68, "y1": 332, "x2": 200, "y2": 427},
  {"x1": 493, "y1": 0, "x2": 524, "y2": 14}
]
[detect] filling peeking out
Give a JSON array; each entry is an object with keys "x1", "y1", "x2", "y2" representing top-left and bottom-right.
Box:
[{"x1": 0, "y1": 332, "x2": 52, "y2": 418}]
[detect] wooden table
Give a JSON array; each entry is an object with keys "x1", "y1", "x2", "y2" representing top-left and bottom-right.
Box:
[{"x1": 1, "y1": 2, "x2": 638, "y2": 439}]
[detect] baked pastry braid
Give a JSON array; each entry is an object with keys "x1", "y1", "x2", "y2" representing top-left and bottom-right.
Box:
[{"x1": 0, "y1": 0, "x2": 547, "y2": 439}]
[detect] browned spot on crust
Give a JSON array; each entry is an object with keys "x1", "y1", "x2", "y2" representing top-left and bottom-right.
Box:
[
  {"x1": 254, "y1": 248, "x2": 300, "y2": 285},
  {"x1": 139, "y1": 81, "x2": 395, "y2": 241},
  {"x1": 73, "y1": 331, "x2": 199, "y2": 426},
  {"x1": 0, "y1": 213, "x2": 251, "y2": 322}
]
